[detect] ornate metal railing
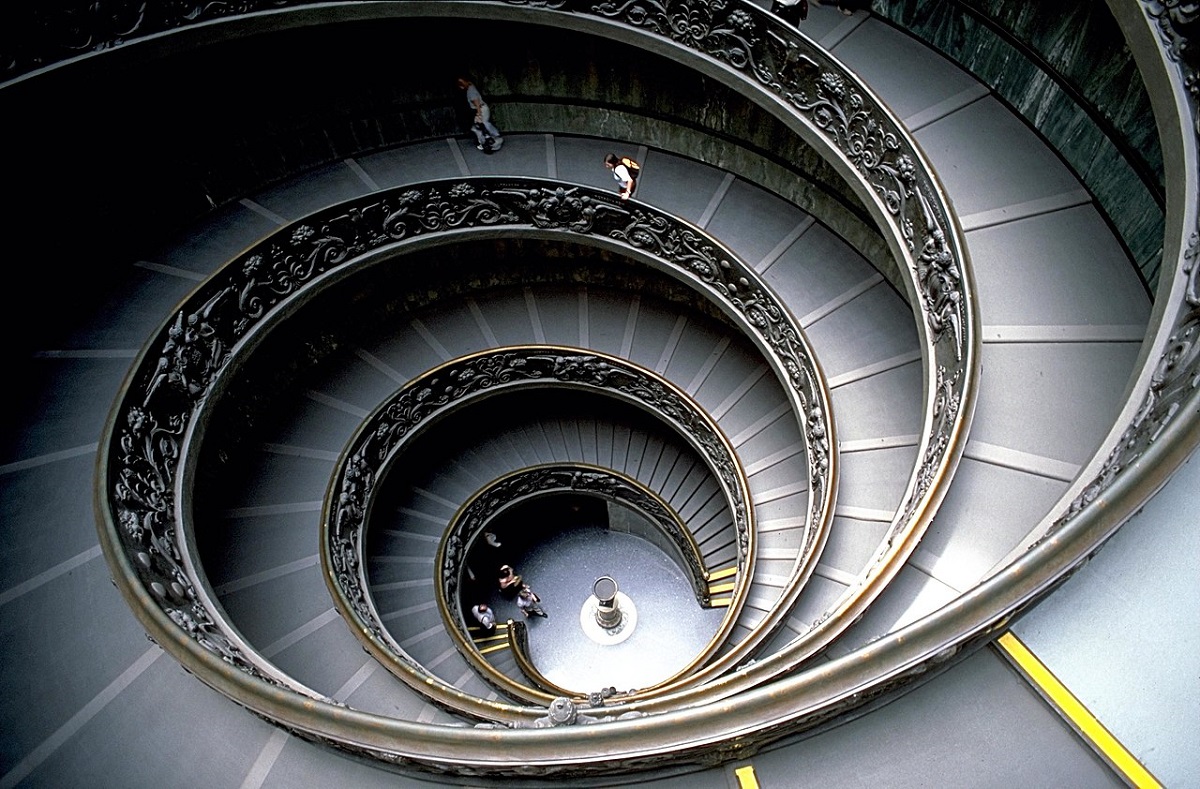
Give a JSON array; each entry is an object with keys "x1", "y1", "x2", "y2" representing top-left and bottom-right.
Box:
[
  {"x1": 440, "y1": 462, "x2": 711, "y2": 613},
  {"x1": 88, "y1": 1, "x2": 1002, "y2": 779},
  {"x1": 326, "y1": 350, "x2": 753, "y2": 709},
  {"x1": 439, "y1": 463, "x2": 716, "y2": 699},
  {"x1": 97, "y1": 174, "x2": 842, "y2": 748}
]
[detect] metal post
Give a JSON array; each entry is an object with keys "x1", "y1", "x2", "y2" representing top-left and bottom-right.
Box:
[{"x1": 593, "y1": 576, "x2": 621, "y2": 629}]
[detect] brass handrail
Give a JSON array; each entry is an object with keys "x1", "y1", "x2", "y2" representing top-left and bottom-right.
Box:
[
  {"x1": 435, "y1": 462, "x2": 718, "y2": 704},
  {"x1": 325, "y1": 348, "x2": 754, "y2": 712},
  {"x1": 88, "y1": 1, "x2": 1010, "y2": 778}
]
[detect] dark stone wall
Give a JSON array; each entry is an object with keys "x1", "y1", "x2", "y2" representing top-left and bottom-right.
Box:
[
  {"x1": 873, "y1": 0, "x2": 1163, "y2": 291},
  {"x1": 4, "y1": 15, "x2": 893, "y2": 355},
  {"x1": 1, "y1": 2, "x2": 1170, "y2": 353}
]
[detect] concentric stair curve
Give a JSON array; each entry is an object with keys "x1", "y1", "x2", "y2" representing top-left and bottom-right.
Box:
[
  {"x1": 4, "y1": 2, "x2": 1176, "y2": 783},
  {"x1": 805, "y1": 12, "x2": 1153, "y2": 659},
  {"x1": 130, "y1": 128, "x2": 925, "y2": 694},
  {"x1": 178, "y1": 133, "x2": 914, "y2": 712}
]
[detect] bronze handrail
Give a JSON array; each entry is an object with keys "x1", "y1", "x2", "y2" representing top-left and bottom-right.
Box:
[{"x1": 89, "y1": 1, "x2": 1010, "y2": 778}]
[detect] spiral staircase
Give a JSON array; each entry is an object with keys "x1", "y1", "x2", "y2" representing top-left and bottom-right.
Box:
[{"x1": 2, "y1": 1, "x2": 1197, "y2": 787}]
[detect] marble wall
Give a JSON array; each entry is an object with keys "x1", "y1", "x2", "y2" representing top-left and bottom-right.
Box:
[{"x1": 873, "y1": 0, "x2": 1164, "y2": 292}]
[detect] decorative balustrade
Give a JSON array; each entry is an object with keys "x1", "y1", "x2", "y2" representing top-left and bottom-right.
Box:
[
  {"x1": 324, "y1": 349, "x2": 755, "y2": 709},
  {"x1": 440, "y1": 463, "x2": 712, "y2": 613},
  {"x1": 98, "y1": 172, "x2": 843, "y2": 762},
  {"x1": 96, "y1": 0, "x2": 1200, "y2": 780}
]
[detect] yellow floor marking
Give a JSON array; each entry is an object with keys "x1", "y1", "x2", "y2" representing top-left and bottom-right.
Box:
[
  {"x1": 997, "y1": 631, "x2": 1162, "y2": 788},
  {"x1": 479, "y1": 642, "x2": 510, "y2": 655},
  {"x1": 734, "y1": 764, "x2": 760, "y2": 788},
  {"x1": 708, "y1": 597, "x2": 732, "y2": 607},
  {"x1": 474, "y1": 634, "x2": 508, "y2": 645},
  {"x1": 708, "y1": 566, "x2": 739, "y2": 581},
  {"x1": 707, "y1": 581, "x2": 736, "y2": 594},
  {"x1": 467, "y1": 623, "x2": 508, "y2": 633}
]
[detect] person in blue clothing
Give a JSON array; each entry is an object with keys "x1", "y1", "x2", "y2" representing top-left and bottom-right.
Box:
[{"x1": 457, "y1": 76, "x2": 504, "y2": 152}]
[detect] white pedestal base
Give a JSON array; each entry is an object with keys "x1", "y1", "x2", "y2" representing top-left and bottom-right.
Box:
[{"x1": 578, "y1": 591, "x2": 637, "y2": 645}]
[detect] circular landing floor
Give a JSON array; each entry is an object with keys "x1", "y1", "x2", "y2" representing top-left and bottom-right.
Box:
[{"x1": 485, "y1": 526, "x2": 726, "y2": 694}]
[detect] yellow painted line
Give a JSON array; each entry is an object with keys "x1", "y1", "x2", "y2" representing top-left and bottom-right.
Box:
[
  {"x1": 734, "y1": 764, "x2": 759, "y2": 789},
  {"x1": 474, "y1": 634, "x2": 509, "y2": 645},
  {"x1": 708, "y1": 597, "x2": 732, "y2": 607},
  {"x1": 997, "y1": 632, "x2": 1162, "y2": 789},
  {"x1": 479, "y1": 642, "x2": 510, "y2": 655},
  {"x1": 707, "y1": 581, "x2": 736, "y2": 594},
  {"x1": 707, "y1": 566, "x2": 738, "y2": 581}
]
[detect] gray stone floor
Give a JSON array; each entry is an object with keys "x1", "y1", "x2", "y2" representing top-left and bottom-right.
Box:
[
  {"x1": 2, "y1": 3, "x2": 1189, "y2": 786},
  {"x1": 486, "y1": 526, "x2": 726, "y2": 693}
]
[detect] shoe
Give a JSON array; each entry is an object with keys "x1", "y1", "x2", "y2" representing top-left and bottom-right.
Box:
[{"x1": 476, "y1": 144, "x2": 484, "y2": 150}]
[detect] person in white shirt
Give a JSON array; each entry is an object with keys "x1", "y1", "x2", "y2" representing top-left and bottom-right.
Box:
[
  {"x1": 457, "y1": 76, "x2": 504, "y2": 152},
  {"x1": 771, "y1": 0, "x2": 808, "y2": 24},
  {"x1": 471, "y1": 603, "x2": 496, "y2": 631},
  {"x1": 604, "y1": 153, "x2": 639, "y2": 200}
]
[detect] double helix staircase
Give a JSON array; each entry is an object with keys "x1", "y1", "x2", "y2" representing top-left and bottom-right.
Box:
[
  {"x1": 190, "y1": 136, "x2": 909, "y2": 710},
  {"x1": 4, "y1": 2, "x2": 1190, "y2": 787}
]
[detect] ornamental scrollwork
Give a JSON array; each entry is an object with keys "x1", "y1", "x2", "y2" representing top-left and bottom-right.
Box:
[
  {"x1": 1144, "y1": 0, "x2": 1200, "y2": 133},
  {"x1": 438, "y1": 464, "x2": 710, "y2": 615},
  {"x1": 898, "y1": 364, "x2": 963, "y2": 528},
  {"x1": 325, "y1": 350, "x2": 753, "y2": 678},
  {"x1": 113, "y1": 402, "x2": 281, "y2": 683},
  {"x1": 1051, "y1": 229, "x2": 1200, "y2": 533}
]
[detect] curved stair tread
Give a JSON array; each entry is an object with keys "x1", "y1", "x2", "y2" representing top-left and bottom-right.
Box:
[
  {"x1": 830, "y1": 361, "x2": 924, "y2": 443},
  {"x1": 355, "y1": 139, "x2": 478, "y2": 188},
  {"x1": 630, "y1": 150, "x2": 732, "y2": 224},
  {"x1": 297, "y1": 346, "x2": 420, "y2": 415},
  {"x1": 826, "y1": 12, "x2": 986, "y2": 124},
  {"x1": 4, "y1": 6, "x2": 1174, "y2": 784},
  {"x1": 4, "y1": 356, "x2": 129, "y2": 464},
  {"x1": 703, "y1": 177, "x2": 818, "y2": 270},
  {"x1": 0, "y1": 557, "x2": 154, "y2": 765},
  {"x1": 46, "y1": 264, "x2": 199, "y2": 350},
  {"x1": 146, "y1": 198, "x2": 287, "y2": 278},
  {"x1": 204, "y1": 512, "x2": 321, "y2": 593},
  {"x1": 216, "y1": 562, "x2": 336, "y2": 658},
  {"x1": 801, "y1": 16, "x2": 1155, "y2": 645},
  {"x1": 800, "y1": 283, "x2": 920, "y2": 382},
  {"x1": 458, "y1": 134, "x2": 548, "y2": 178},
  {"x1": 244, "y1": 159, "x2": 377, "y2": 223},
  {"x1": 0, "y1": 455, "x2": 101, "y2": 590},
  {"x1": 244, "y1": 389, "x2": 370, "y2": 452},
  {"x1": 339, "y1": 663, "x2": 461, "y2": 725}
]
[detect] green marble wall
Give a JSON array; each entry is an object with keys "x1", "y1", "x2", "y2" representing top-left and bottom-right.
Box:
[{"x1": 873, "y1": 0, "x2": 1163, "y2": 292}]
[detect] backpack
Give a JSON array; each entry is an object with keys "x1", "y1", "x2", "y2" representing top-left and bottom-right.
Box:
[{"x1": 620, "y1": 156, "x2": 641, "y2": 180}]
